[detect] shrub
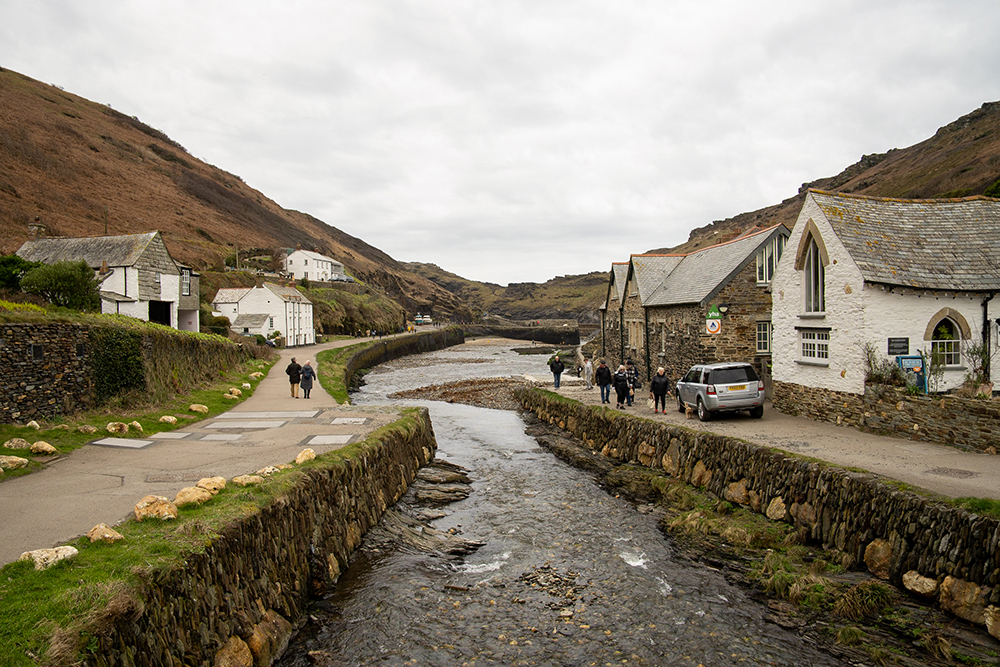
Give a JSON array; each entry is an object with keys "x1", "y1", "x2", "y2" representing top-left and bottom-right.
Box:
[
  {"x1": 20, "y1": 260, "x2": 100, "y2": 311},
  {"x1": 0, "y1": 253, "x2": 41, "y2": 290}
]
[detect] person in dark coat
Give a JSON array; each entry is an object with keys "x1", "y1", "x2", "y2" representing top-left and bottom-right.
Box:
[
  {"x1": 549, "y1": 355, "x2": 565, "y2": 389},
  {"x1": 624, "y1": 360, "x2": 638, "y2": 405},
  {"x1": 595, "y1": 360, "x2": 613, "y2": 404},
  {"x1": 285, "y1": 357, "x2": 302, "y2": 398},
  {"x1": 299, "y1": 360, "x2": 316, "y2": 399},
  {"x1": 649, "y1": 366, "x2": 671, "y2": 413},
  {"x1": 613, "y1": 365, "x2": 630, "y2": 409}
]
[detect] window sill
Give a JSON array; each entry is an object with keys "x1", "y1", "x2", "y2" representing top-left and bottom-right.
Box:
[
  {"x1": 798, "y1": 312, "x2": 826, "y2": 319},
  {"x1": 796, "y1": 359, "x2": 830, "y2": 367}
]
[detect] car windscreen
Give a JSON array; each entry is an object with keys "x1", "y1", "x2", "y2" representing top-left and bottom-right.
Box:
[{"x1": 709, "y1": 366, "x2": 759, "y2": 385}]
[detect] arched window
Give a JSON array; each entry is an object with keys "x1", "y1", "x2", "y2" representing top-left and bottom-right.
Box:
[
  {"x1": 931, "y1": 317, "x2": 962, "y2": 367},
  {"x1": 803, "y1": 236, "x2": 825, "y2": 313}
]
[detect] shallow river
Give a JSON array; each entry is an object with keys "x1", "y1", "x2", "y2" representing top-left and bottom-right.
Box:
[{"x1": 277, "y1": 342, "x2": 846, "y2": 666}]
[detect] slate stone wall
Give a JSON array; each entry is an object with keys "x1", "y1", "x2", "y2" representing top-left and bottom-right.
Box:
[
  {"x1": 84, "y1": 409, "x2": 437, "y2": 667},
  {"x1": 345, "y1": 327, "x2": 465, "y2": 390},
  {"x1": 0, "y1": 323, "x2": 93, "y2": 422},
  {"x1": 515, "y1": 388, "x2": 999, "y2": 604},
  {"x1": 774, "y1": 380, "x2": 1000, "y2": 453}
]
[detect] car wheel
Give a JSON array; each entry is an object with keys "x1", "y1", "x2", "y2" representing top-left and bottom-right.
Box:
[
  {"x1": 697, "y1": 398, "x2": 712, "y2": 422},
  {"x1": 677, "y1": 394, "x2": 686, "y2": 413},
  {"x1": 749, "y1": 405, "x2": 764, "y2": 419}
]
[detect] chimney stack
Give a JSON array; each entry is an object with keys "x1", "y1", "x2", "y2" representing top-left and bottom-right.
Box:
[{"x1": 100, "y1": 260, "x2": 109, "y2": 275}]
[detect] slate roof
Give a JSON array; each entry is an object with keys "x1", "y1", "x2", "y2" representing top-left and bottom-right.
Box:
[
  {"x1": 264, "y1": 282, "x2": 312, "y2": 303},
  {"x1": 629, "y1": 254, "x2": 684, "y2": 303},
  {"x1": 610, "y1": 262, "x2": 629, "y2": 303},
  {"x1": 809, "y1": 190, "x2": 1000, "y2": 291},
  {"x1": 645, "y1": 225, "x2": 788, "y2": 306},
  {"x1": 17, "y1": 232, "x2": 160, "y2": 268},
  {"x1": 212, "y1": 288, "x2": 252, "y2": 304},
  {"x1": 289, "y1": 249, "x2": 343, "y2": 266},
  {"x1": 231, "y1": 313, "x2": 269, "y2": 328}
]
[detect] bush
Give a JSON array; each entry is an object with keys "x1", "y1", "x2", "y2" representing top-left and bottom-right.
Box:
[
  {"x1": 0, "y1": 254, "x2": 41, "y2": 290},
  {"x1": 862, "y1": 342, "x2": 907, "y2": 386},
  {"x1": 20, "y1": 260, "x2": 100, "y2": 311}
]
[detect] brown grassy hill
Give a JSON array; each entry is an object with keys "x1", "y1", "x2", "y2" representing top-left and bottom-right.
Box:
[
  {"x1": 654, "y1": 101, "x2": 1000, "y2": 254},
  {"x1": 0, "y1": 67, "x2": 471, "y2": 320}
]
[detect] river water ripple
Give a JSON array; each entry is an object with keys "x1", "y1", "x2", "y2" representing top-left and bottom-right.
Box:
[{"x1": 276, "y1": 343, "x2": 847, "y2": 666}]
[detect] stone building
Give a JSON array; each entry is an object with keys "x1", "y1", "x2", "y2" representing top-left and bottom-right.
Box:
[
  {"x1": 598, "y1": 262, "x2": 629, "y2": 363},
  {"x1": 601, "y1": 225, "x2": 788, "y2": 386},
  {"x1": 212, "y1": 282, "x2": 315, "y2": 346},
  {"x1": 283, "y1": 249, "x2": 348, "y2": 283},
  {"x1": 16, "y1": 231, "x2": 200, "y2": 332},
  {"x1": 771, "y1": 190, "x2": 1000, "y2": 408}
]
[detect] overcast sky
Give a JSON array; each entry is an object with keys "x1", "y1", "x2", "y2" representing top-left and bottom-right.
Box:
[{"x1": 3, "y1": 1, "x2": 999, "y2": 284}]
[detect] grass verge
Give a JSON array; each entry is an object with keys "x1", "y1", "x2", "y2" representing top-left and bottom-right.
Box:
[{"x1": 315, "y1": 341, "x2": 369, "y2": 404}]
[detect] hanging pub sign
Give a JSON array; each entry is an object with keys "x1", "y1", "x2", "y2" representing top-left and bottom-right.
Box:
[{"x1": 706, "y1": 305, "x2": 722, "y2": 334}]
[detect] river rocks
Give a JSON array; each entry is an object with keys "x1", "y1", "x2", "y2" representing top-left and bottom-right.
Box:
[
  {"x1": 986, "y1": 605, "x2": 1000, "y2": 640},
  {"x1": 902, "y1": 570, "x2": 938, "y2": 597},
  {"x1": 232, "y1": 475, "x2": 264, "y2": 486},
  {"x1": 174, "y1": 486, "x2": 214, "y2": 507},
  {"x1": 197, "y1": 476, "x2": 227, "y2": 494},
  {"x1": 159, "y1": 415, "x2": 177, "y2": 424},
  {"x1": 724, "y1": 478, "x2": 750, "y2": 505},
  {"x1": 4, "y1": 437, "x2": 29, "y2": 449},
  {"x1": 295, "y1": 448, "x2": 316, "y2": 464},
  {"x1": 19, "y1": 545, "x2": 78, "y2": 570},
  {"x1": 215, "y1": 636, "x2": 253, "y2": 667},
  {"x1": 0, "y1": 455, "x2": 28, "y2": 470},
  {"x1": 189, "y1": 404, "x2": 209, "y2": 414},
  {"x1": 766, "y1": 496, "x2": 788, "y2": 521},
  {"x1": 106, "y1": 421, "x2": 129, "y2": 434},
  {"x1": 30, "y1": 440, "x2": 57, "y2": 455},
  {"x1": 939, "y1": 576, "x2": 987, "y2": 625},
  {"x1": 77, "y1": 425, "x2": 97, "y2": 434},
  {"x1": 246, "y1": 609, "x2": 293, "y2": 667},
  {"x1": 134, "y1": 495, "x2": 178, "y2": 521},
  {"x1": 88, "y1": 523, "x2": 125, "y2": 543},
  {"x1": 864, "y1": 538, "x2": 893, "y2": 579}
]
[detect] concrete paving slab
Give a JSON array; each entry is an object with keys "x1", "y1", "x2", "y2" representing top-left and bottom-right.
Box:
[
  {"x1": 216, "y1": 411, "x2": 319, "y2": 419},
  {"x1": 90, "y1": 438, "x2": 155, "y2": 449},
  {"x1": 204, "y1": 420, "x2": 287, "y2": 429},
  {"x1": 200, "y1": 434, "x2": 243, "y2": 441},
  {"x1": 331, "y1": 417, "x2": 368, "y2": 425},
  {"x1": 309, "y1": 435, "x2": 355, "y2": 445},
  {"x1": 151, "y1": 432, "x2": 193, "y2": 440}
]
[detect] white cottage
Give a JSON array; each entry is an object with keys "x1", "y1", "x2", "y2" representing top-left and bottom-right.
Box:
[
  {"x1": 283, "y1": 249, "x2": 346, "y2": 282},
  {"x1": 771, "y1": 190, "x2": 1000, "y2": 406},
  {"x1": 211, "y1": 282, "x2": 315, "y2": 346}
]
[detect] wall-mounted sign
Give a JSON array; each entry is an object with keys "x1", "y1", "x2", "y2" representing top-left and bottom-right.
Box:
[
  {"x1": 706, "y1": 305, "x2": 722, "y2": 320},
  {"x1": 887, "y1": 337, "x2": 909, "y2": 356},
  {"x1": 706, "y1": 319, "x2": 721, "y2": 334}
]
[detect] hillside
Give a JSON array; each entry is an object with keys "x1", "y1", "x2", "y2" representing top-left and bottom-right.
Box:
[
  {"x1": 0, "y1": 67, "x2": 472, "y2": 320},
  {"x1": 655, "y1": 101, "x2": 1000, "y2": 254}
]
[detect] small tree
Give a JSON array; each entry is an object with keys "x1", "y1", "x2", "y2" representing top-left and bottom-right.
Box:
[
  {"x1": 0, "y1": 254, "x2": 42, "y2": 291},
  {"x1": 20, "y1": 260, "x2": 100, "y2": 311}
]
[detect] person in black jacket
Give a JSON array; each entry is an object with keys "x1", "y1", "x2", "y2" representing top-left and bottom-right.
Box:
[
  {"x1": 613, "y1": 365, "x2": 630, "y2": 409},
  {"x1": 285, "y1": 357, "x2": 302, "y2": 398},
  {"x1": 595, "y1": 360, "x2": 613, "y2": 404},
  {"x1": 649, "y1": 366, "x2": 671, "y2": 414},
  {"x1": 624, "y1": 360, "x2": 638, "y2": 406},
  {"x1": 549, "y1": 355, "x2": 565, "y2": 389}
]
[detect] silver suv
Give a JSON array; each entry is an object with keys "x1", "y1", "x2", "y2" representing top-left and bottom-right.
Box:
[{"x1": 676, "y1": 362, "x2": 764, "y2": 421}]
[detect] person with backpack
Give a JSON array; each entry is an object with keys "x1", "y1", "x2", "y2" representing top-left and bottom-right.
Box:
[
  {"x1": 299, "y1": 360, "x2": 316, "y2": 399},
  {"x1": 285, "y1": 357, "x2": 302, "y2": 398}
]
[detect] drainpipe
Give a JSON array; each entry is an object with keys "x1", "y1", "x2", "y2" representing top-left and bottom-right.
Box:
[
  {"x1": 618, "y1": 310, "x2": 624, "y2": 367},
  {"x1": 983, "y1": 293, "x2": 995, "y2": 384},
  {"x1": 644, "y1": 307, "x2": 651, "y2": 381}
]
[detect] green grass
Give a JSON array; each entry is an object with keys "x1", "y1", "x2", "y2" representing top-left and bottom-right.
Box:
[
  {"x1": 316, "y1": 342, "x2": 369, "y2": 404},
  {"x1": 952, "y1": 496, "x2": 1000, "y2": 520},
  {"x1": 0, "y1": 409, "x2": 421, "y2": 665}
]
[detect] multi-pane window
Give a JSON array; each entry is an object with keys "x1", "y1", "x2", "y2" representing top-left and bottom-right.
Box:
[
  {"x1": 801, "y1": 330, "x2": 830, "y2": 361},
  {"x1": 626, "y1": 320, "x2": 643, "y2": 350},
  {"x1": 931, "y1": 318, "x2": 961, "y2": 366},
  {"x1": 756, "y1": 321, "x2": 772, "y2": 354},
  {"x1": 756, "y1": 236, "x2": 785, "y2": 284},
  {"x1": 803, "y1": 237, "x2": 825, "y2": 313},
  {"x1": 181, "y1": 269, "x2": 191, "y2": 296}
]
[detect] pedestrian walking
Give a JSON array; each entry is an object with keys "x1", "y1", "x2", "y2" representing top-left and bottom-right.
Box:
[
  {"x1": 583, "y1": 358, "x2": 593, "y2": 390},
  {"x1": 613, "y1": 365, "x2": 631, "y2": 409},
  {"x1": 625, "y1": 359, "x2": 638, "y2": 406},
  {"x1": 549, "y1": 355, "x2": 565, "y2": 389},
  {"x1": 285, "y1": 357, "x2": 302, "y2": 398},
  {"x1": 649, "y1": 367, "x2": 671, "y2": 413},
  {"x1": 300, "y1": 360, "x2": 316, "y2": 399},
  {"x1": 595, "y1": 360, "x2": 612, "y2": 404}
]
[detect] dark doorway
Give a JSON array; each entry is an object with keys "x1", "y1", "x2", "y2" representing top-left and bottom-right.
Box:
[{"x1": 149, "y1": 301, "x2": 171, "y2": 327}]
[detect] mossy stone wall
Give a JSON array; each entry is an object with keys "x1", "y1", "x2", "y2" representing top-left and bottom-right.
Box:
[{"x1": 344, "y1": 327, "x2": 465, "y2": 389}]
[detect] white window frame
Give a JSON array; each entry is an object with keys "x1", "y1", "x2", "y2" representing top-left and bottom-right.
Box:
[
  {"x1": 800, "y1": 329, "x2": 830, "y2": 363},
  {"x1": 181, "y1": 269, "x2": 191, "y2": 296},
  {"x1": 931, "y1": 318, "x2": 962, "y2": 367},
  {"x1": 803, "y1": 237, "x2": 825, "y2": 313},
  {"x1": 756, "y1": 236, "x2": 785, "y2": 285},
  {"x1": 756, "y1": 321, "x2": 772, "y2": 354}
]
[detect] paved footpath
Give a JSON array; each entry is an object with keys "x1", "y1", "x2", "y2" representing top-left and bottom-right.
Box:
[
  {"x1": 0, "y1": 336, "x2": 403, "y2": 566},
  {"x1": 551, "y1": 377, "x2": 1000, "y2": 502}
]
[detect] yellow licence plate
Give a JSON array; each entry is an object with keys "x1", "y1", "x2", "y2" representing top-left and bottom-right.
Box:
[{"x1": 728, "y1": 385, "x2": 747, "y2": 391}]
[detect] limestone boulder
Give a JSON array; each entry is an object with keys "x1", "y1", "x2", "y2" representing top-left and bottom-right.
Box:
[
  {"x1": 256, "y1": 466, "x2": 280, "y2": 477},
  {"x1": 19, "y1": 546, "x2": 78, "y2": 570},
  {"x1": 134, "y1": 495, "x2": 178, "y2": 521},
  {"x1": 159, "y1": 415, "x2": 177, "y2": 424},
  {"x1": 223, "y1": 393, "x2": 240, "y2": 400},
  {"x1": 766, "y1": 496, "x2": 788, "y2": 521},
  {"x1": 724, "y1": 478, "x2": 750, "y2": 505},
  {"x1": 276, "y1": 463, "x2": 294, "y2": 471},
  {"x1": 232, "y1": 475, "x2": 265, "y2": 487},
  {"x1": 0, "y1": 455, "x2": 29, "y2": 470},
  {"x1": 4, "y1": 438, "x2": 30, "y2": 449},
  {"x1": 228, "y1": 387, "x2": 242, "y2": 396},
  {"x1": 106, "y1": 421, "x2": 129, "y2": 434},
  {"x1": 691, "y1": 460, "x2": 712, "y2": 487},
  {"x1": 247, "y1": 609, "x2": 293, "y2": 667},
  {"x1": 242, "y1": 382, "x2": 252, "y2": 389},
  {"x1": 87, "y1": 523, "x2": 125, "y2": 543},
  {"x1": 77, "y1": 425, "x2": 98, "y2": 434},
  {"x1": 250, "y1": 372, "x2": 264, "y2": 380},
  {"x1": 295, "y1": 448, "x2": 317, "y2": 464},
  {"x1": 174, "y1": 486, "x2": 214, "y2": 507},
  {"x1": 196, "y1": 476, "x2": 227, "y2": 494},
  {"x1": 26, "y1": 420, "x2": 40, "y2": 430},
  {"x1": 986, "y1": 605, "x2": 1000, "y2": 640},
  {"x1": 215, "y1": 636, "x2": 253, "y2": 667},
  {"x1": 939, "y1": 576, "x2": 986, "y2": 625},
  {"x1": 902, "y1": 570, "x2": 938, "y2": 597},
  {"x1": 30, "y1": 441, "x2": 58, "y2": 455},
  {"x1": 129, "y1": 421, "x2": 143, "y2": 433},
  {"x1": 864, "y1": 538, "x2": 893, "y2": 580},
  {"x1": 189, "y1": 404, "x2": 209, "y2": 414}
]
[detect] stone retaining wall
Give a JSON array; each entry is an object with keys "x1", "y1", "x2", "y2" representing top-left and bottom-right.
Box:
[
  {"x1": 85, "y1": 409, "x2": 437, "y2": 667},
  {"x1": 774, "y1": 380, "x2": 1000, "y2": 453},
  {"x1": 461, "y1": 324, "x2": 579, "y2": 346},
  {"x1": 344, "y1": 327, "x2": 465, "y2": 391},
  {"x1": 515, "y1": 387, "x2": 1000, "y2": 631}
]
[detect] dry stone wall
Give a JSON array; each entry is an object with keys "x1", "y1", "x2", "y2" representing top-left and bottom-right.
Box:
[
  {"x1": 85, "y1": 409, "x2": 437, "y2": 667},
  {"x1": 515, "y1": 388, "x2": 1000, "y2": 612},
  {"x1": 0, "y1": 323, "x2": 93, "y2": 422}
]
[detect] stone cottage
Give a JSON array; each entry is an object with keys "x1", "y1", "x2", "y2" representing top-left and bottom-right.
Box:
[
  {"x1": 212, "y1": 282, "x2": 315, "y2": 346},
  {"x1": 598, "y1": 262, "x2": 630, "y2": 362},
  {"x1": 771, "y1": 190, "x2": 1000, "y2": 410},
  {"x1": 16, "y1": 231, "x2": 200, "y2": 332},
  {"x1": 602, "y1": 224, "x2": 789, "y2": 385}
]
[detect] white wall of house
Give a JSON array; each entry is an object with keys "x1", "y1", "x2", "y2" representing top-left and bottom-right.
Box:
[
  {"x1": 236, "y1": 287, "x2": 314, "y2": 346},
  {"x1": 284, "y1": 250, "x2": 344, "y2": 282},
  {"x1": 214, "y1": 301, "x2": 240, "y2": 320}
]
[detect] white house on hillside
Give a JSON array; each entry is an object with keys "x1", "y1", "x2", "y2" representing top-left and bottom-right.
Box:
[
  {"x1": 284, "y1": 249, "x2": 346, "y2": 282},
  {"x1": 211, "y1": 282, "x2": 315, "y2": 346},
  {"x1": 17, "y1": 231, "x2": 200, "y2": 332},
  {"x1": 772, "y1": 190, "x2": 1000, "y2": 402}
]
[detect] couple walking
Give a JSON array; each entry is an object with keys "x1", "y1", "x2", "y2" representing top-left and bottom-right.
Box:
[{"x1": 285, "y1": 357, "x2": 317, "y2": 398}]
